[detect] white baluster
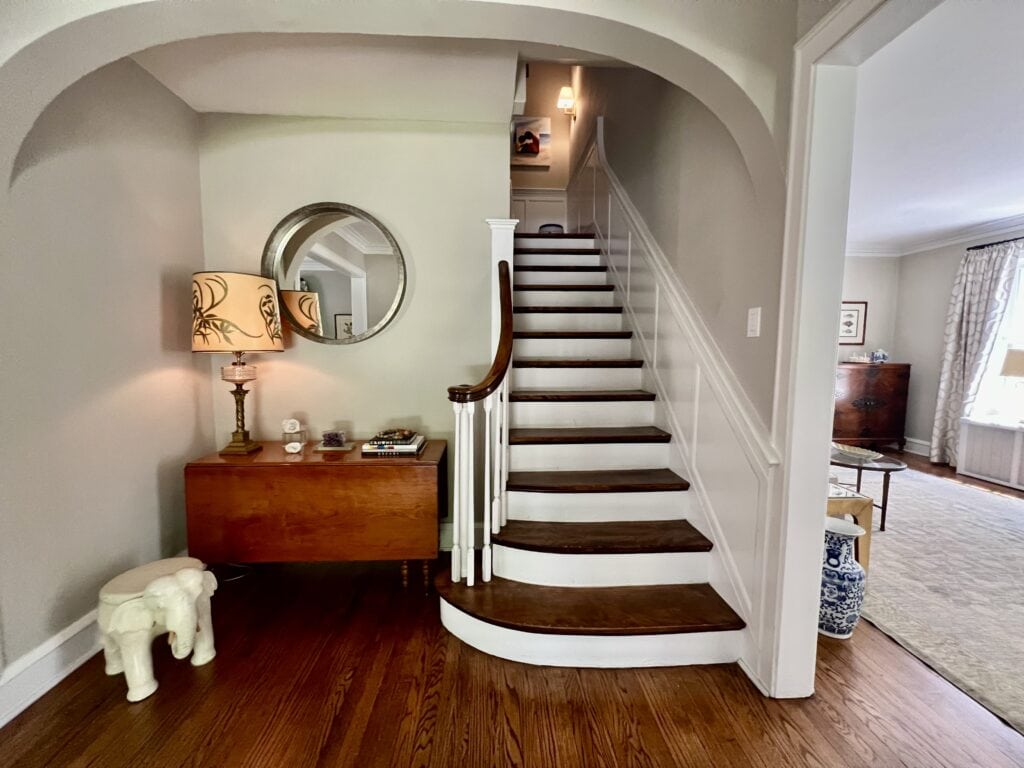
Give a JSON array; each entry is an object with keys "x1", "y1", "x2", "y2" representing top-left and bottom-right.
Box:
[
  {"x1": 482, "y1": 394, "x2": 494, "y2": 581},
  {"x1": 464, "y1": 401, "x2": 476, "y2": 586},
  {"x1": 501, "y1": 378, "x2": 510, "y2": 526},
  {"x1": 491, "y1": 386, "x2": 503, "y2": 535},
  {"x1": 451, "y1": 401, "x2": 463, "y2": 582}
]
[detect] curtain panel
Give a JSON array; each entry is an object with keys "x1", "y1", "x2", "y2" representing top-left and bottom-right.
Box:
[{"x1": 930, "y1": 241, "x2": 1023, "y2": 464}]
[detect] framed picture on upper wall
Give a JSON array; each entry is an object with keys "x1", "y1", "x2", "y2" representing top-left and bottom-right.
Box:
[
  {"x1": 334, "y1": 314, "x2": 354, "y2": 339},
  {"x1": 511, "y1": 117, "x2": 551, "y2": 166},
  {"x1": 838, "y1": 301, "x2": 868, "y2": 345}
]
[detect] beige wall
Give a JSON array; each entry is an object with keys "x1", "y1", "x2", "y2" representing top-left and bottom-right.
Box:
[
  {"x1": 570, "y1": 67, "x2": 782, "y2": 422},
  {"x1": 839, "y1": 256, "x2": 900, "y2": 360},
  {"x1": 198, "y1": 114, "x2": 508, "y2": 461},
  {"x1": 0, "y1": 60, "x2": 211, "y2": 660},
  {"x1": 510, "y1": 62, "x2": 573, "y2": 191}
]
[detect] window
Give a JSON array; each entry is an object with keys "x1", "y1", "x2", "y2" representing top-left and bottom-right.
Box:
[{"x1": 971, "y1": 260, "x2": 1024, "y2": 423}]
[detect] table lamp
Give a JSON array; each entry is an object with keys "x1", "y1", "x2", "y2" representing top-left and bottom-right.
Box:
[
  {"x1": 192, "y1": 271, "x2": 284, "y2": 455},
  {"x1": 279, "y1": 289, "x2": 322, "y2": 335}
]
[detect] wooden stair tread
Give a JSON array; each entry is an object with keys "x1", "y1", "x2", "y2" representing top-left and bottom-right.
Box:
[
  {"x1": 513, "y1": 331, "x2": 633, "y2": 339},
  {"x1": 493, "y1": 520, "x2": 712, "y2": 554},
  {"x1": 507, "y1": 468, "x2": 690, "y2": 493},
  {"x1": 515, "y1": 232, "x2": 595, "y2": 238},
  {"x1": 514, "y1": 306, "x2": 622, "y2": 314},
  {"x1": 510, "y1": 389, "x2": 655, "y2": 402},
  {"x1": 514, "y1": 265, "x2": 607, "y2": 273},
  {"x1": 509, "y1": 426, "x2": 671, "y2": 444},
  {"x1": 514, "y1": 358, "x2": 643, "y2": 368},
  {"x1": 435, "y1": 575, "x2": 743, "y2": 635},
  {"x1": 514, "y1": 247, "x2": 601, "y2": 255},
  {"x1": 513, "y1": 284, "x2": 615, "y2": 291}
]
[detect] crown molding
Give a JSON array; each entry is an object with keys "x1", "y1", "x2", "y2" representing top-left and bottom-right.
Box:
[{"x1": 848, "y1": 212, "x2": 1024, "y2": 258}]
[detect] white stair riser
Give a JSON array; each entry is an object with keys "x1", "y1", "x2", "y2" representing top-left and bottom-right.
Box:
[
  {"x1": 508, "y1": 490, "x2": 691, "y2": 522},
  {"x1": 493, "y1": 546, "x2": 710, "y2": 587},
  {"x1": 514, "y1": 313, "x2": 623, "y2": 332},
  {"x1": 513, "y1": 337, "x2": 631, "y2": 358},
  {"x1": 516, "y1": 237, "x2": 595, "y2": 249},
  {"x1": 511, "y1": 368, "x2": 642, "y2": 389},
  {"x1": 515, "y1": 253, "x2": 601, "y2": 267},
  {"x1": 510, "y1": 442, "x2": 670, "y2": 471},
  {"x1": 514, "y1": 270, "x2": 607, "y2": 286},
  {"x1": 511, "y1": 400, "x2": 653, "y2": 427},
  {"x1": 514, "y1": 290, "x2": 615, "y2": 307},
  {"x1": 440, "y1": 600, "x2": 742, "y2": 667}
]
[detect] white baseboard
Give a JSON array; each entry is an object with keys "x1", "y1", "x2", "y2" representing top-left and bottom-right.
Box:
[
  {"x1": 903, "y1": 437, "x2": 931, "y2": 457},
  {"x1": 0, "y1": 610, "x2": 100, "y2": 728}
]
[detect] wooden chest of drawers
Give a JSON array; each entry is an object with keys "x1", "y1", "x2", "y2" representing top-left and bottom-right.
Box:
[{"x1": 833, "y1": 363, "x2": 910, "y2": 451}]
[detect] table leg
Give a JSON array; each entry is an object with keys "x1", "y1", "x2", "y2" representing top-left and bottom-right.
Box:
[
  {"x1": 880, "y1": 473, "x2": 891, "y2": 532},
  {"x1": 422, "y1": 560, "x2": 431, "y2": 591},
  {"x1": 855, "y1": 468, "x2": 863, "y2": 494},
  {"x1": 401, "y1": 560, "x2": 409, "y2": 589}
]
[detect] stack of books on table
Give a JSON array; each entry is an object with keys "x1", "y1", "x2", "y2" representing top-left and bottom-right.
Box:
[{"x1": 361, "y1": 428, "x2": 426, "y2": 456}]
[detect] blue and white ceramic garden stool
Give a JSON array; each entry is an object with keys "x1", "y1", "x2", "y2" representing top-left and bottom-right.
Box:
[{"x1": 818, "y1": 517, "x2": 867, "y2": 639}]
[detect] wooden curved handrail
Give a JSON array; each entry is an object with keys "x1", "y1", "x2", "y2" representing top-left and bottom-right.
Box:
[{"x1": 448, "y1": 260, "x2": 513, "y2": 403}]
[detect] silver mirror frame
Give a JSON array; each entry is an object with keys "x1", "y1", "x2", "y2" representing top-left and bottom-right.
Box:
[{"x1": 261, "y1": 202, "x2": 407, "y2": 345}]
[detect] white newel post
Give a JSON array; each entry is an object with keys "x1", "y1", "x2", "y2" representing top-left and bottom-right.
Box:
[{"x1": 485, "y1": 218, "x2": 517, "y2": 355}]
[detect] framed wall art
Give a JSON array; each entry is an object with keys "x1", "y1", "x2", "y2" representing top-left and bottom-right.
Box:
[
  {"x1": 334, "y1": 314, "x2": 354, "y2": 339},
  {"x1": 838, "y1": 301, "x2": 867, "y2": 346},
  {"x1": 511, "y1": 117, "x2": 551, "y2": 166}
]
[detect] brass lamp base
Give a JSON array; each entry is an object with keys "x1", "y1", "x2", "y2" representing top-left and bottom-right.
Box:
[{"x1": 219, "y1": 430, "x2": 262, "y2": 456}]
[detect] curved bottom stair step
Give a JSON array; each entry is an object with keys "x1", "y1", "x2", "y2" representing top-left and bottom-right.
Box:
[
  {"x1": 436, "y1": 573, "x2": 744, "y2": 636},
  {"x1": 492, "y1": 520, "x2": 711, "y2": 554}
]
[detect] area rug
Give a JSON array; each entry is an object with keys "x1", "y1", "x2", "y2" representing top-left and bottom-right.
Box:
[{"x1": 830, "y1": 464, "x2": 1024, "y2": 735}]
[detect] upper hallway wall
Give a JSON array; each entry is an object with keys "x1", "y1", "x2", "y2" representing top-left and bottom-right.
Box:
[{"x1": 570, "y1": 67, "x2": 782, "y2": 423}]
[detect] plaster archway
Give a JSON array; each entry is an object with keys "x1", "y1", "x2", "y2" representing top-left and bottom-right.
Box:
[{"x1": 0, "y1": 0, "x2": 785, "y2": 220}]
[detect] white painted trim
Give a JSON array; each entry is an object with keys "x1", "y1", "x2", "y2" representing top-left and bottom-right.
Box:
[
  {"x1": 439, "y1": 599, "x2": 743, "y2": 668},
  {"x1": 903, "y1": 437, "x2": 931, "y2": 457},
  {"x1": 0, "y1": 610, "x2": 100, "y2": 727},
  {"x1": 492, "y1": 545, "x2": 710, "y2": 587},
  {"x1": 510, "y1": 187, "x2": 568, "y2": 201},
  {"x1": 845, "y1": 248, "x2": 901, "y2": 259},
  {"x1": 769, "y1": 0, "x2": 939, "y2": 699},
  {"x1": 486, "y1": 218, "x2": 517, "y2": 356}
]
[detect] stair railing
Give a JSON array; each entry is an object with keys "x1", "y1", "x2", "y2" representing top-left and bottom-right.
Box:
[{"x1": 447, "y1": 259, "x2": 513, "y2": 586}]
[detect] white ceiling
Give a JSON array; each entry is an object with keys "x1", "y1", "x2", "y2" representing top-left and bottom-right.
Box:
[
  {"x1": 132, "y1": 34, "x2": 620, "y2": 125},
  {"x1": 846, "y1": 0, "x2": 1024, "y2": 255},
  {"x1": 133, "y1": 34, "x2": 520, "y2": 124}
]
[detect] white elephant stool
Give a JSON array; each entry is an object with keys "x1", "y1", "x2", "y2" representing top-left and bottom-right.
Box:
[{"x1": 97, "y1": 557, "x2": 217, "y2": 702}]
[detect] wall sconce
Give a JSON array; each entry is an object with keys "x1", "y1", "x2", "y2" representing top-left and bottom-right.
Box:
[
  {"x1": 557, "y1": 86, "x2": 576, "y2": 119},
  {"x1": 192, "y1": 271, "x2": 284, "y2": 455}
]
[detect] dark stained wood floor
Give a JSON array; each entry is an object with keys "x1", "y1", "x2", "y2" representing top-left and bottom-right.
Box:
[{"x1": 2, "y1": 563, "x2": 1022, "y2": 767}]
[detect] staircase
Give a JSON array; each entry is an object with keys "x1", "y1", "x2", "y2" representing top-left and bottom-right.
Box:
[{"x1": 437, "y1": 232, "x2": 745, "y2": 667}]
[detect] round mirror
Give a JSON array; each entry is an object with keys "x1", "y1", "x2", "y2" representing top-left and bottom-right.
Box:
[{"x1": 261, "y1": 202, "x2": 407, "y2": 344}]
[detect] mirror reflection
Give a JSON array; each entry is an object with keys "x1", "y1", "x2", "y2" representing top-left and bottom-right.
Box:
[{"x1": 262, "y1": 203, "x2": 406, "y2": 344}]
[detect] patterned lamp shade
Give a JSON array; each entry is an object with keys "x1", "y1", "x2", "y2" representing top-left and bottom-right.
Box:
[
  {"x1": 1001, "y1": 348, "x2": 1024, "y2": 378},
  {"x1": 280, "y1": 289, "x2": 322, "y2": 335},
  {"x1": 191, "y1": 272, "x2": 284, "y2": 353}
]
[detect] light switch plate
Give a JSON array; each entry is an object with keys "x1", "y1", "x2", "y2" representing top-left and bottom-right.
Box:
[{"x1": 747, "y1": 307, "x2": 762, "y2": 338}]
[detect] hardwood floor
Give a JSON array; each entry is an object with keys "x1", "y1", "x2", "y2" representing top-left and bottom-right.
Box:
[{"x1": 2, "y1": 563, "x2": 1022, "y2": 767}]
